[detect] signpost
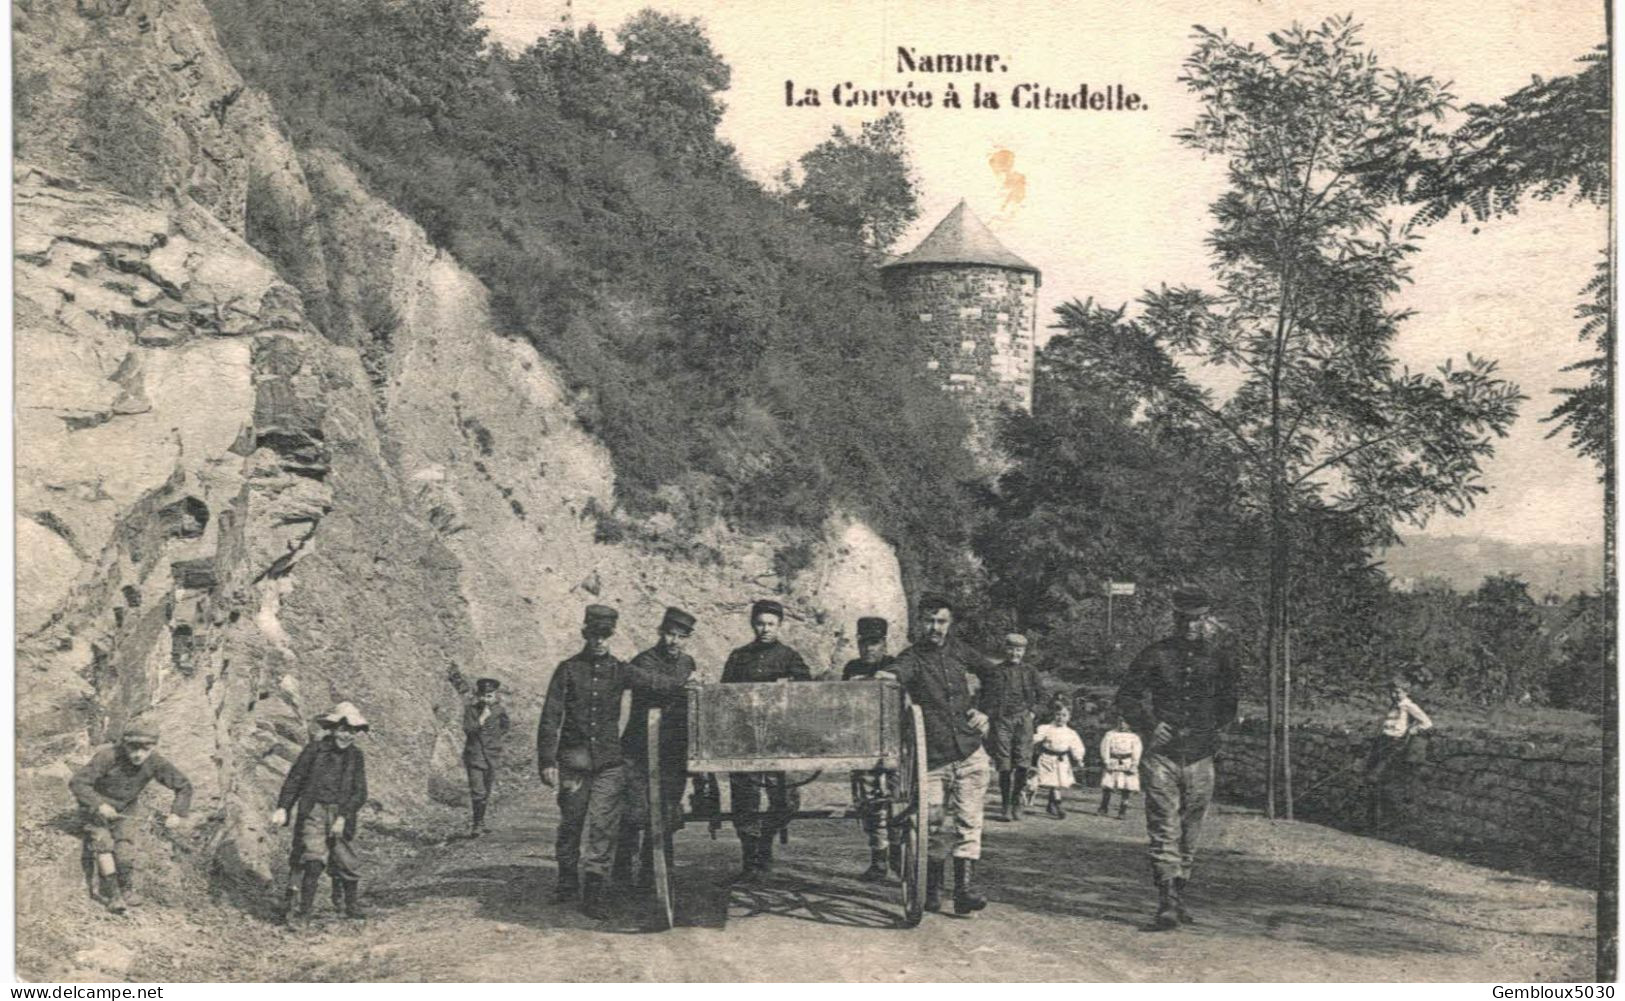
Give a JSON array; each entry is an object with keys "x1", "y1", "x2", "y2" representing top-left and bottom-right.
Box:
[{"x1": 1103, "y1": 581, "x2": 1136, "y2": 648}]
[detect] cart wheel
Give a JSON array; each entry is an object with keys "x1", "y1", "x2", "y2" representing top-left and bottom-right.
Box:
[
  {"x1": 897, "y1": 703, "x2": 928, "y2": 928},
  {"x1": 648, "y1": 708, "x2": 675, "y2": 931}
]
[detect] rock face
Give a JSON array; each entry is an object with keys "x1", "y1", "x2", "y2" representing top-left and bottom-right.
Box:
[{"x1": 14, "y1": 0, "x2": 909, "y2": 898}]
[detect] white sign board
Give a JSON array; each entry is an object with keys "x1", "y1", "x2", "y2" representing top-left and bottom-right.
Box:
[{"x1": 1106, "y1": 582, "x2": 1137, "y2": 596}]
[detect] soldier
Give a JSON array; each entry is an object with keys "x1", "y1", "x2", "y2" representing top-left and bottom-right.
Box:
[
  {"x1": 721, "y1": 598, "x2": 812, "y2": 881},
  {"x1": 975, "y1": 633, "x2": 1042, "y2": 822},
  {"x1": 616, "y1": 606, "x2": 699, "y2": 892},
  {"x1": 843, "y1": 616, "x2": 899, "y2": 882},
  {"x1": 876, "y1": 593, "x2": 994, "y2": 917},
  {"x1": 537, "y1": 604, "x2": 629, "y2": 919},
  {"x1": 448, "y1": 667, "x2": 511, "y2": 838},
  {"x1": 69, "y1": 720, "x2": 193, "y2": 914},
  {"x1": 1114, "y1": 586, "x2": 1239, "y2": 930}
]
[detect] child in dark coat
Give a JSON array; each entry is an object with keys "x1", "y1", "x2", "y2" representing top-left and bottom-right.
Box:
[
  {"x1": 68, "y1": 719, "x2": 192, "y2": 913},
  {"x1": 272, "y1": 702, "x2": 370, "y2": 928}
]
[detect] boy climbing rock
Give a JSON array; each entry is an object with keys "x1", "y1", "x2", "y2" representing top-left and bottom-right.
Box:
[{"x1": 69, "y1": 719, "x2": 193, "y2": 913}]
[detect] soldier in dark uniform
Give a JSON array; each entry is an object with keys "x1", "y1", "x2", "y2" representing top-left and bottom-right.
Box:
[
  {"x1": 1115, "y1": 585, "x2": 1239, "y2": 931},
  {"x1": 537, "y1": 604, "x2": 629, "y2": 919},
  {"x1": 876, "y1": 593, "x2": 996, "y2": 917},
  {"x1": 448, "y1": 667, "x2": 511, "y2": 837},
  {"x1": 975, "y1": 633, "x2": 1042, "y2": 823},
  {"x1": 721, "y1": 598, "x2": 812, "y2": 881},
  {"x1": 616, "y1": 606, "x2": 699, "y2": 891},
  {"x1": 843, "y1": 616, "x2": 899, "y2": 882}
]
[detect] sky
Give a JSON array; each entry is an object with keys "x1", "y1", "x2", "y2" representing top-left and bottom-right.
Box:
[{"x1": 482, "y1": 0, "x2": 1608, "y2": 548}]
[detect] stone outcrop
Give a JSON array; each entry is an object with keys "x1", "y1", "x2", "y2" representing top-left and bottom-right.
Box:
[{"x1": 14, "y1": 0, "x2": 910, "y2": 902}]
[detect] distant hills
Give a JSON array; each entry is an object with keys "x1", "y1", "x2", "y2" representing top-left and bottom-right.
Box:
[{"x1": 1378, "y1": 535, "x2": 1605, "y2": 598}]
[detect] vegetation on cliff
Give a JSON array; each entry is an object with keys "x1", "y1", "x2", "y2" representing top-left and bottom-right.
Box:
[{"x1": 205, "y1": 0, "x2": 981, "y2": 590}]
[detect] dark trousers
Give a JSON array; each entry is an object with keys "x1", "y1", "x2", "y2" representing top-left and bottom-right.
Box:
[
  {"x1": 557, "y1": 764, "x2": 624, "y2": 878},
  {"x1": 730, "y1": 771, "x2": 799, "y2": 840}
]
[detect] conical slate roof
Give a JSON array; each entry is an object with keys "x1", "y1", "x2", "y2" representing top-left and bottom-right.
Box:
[{"x1": 881, "y1": 199, "x2": 1039, "y2": 275}]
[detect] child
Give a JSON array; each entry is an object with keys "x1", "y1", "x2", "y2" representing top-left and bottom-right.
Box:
[
  {"x1": 1098, "y1": 716, "x2": 1143, "y2": 819},
  {"x1": 69, "y1": 720, "x2": 193, "y2": 913},
  {"x1": 1031, "y1": 705, "x2": 1087, "y2": 818},
  {"x1": 272, "y1": 702, "x2": 370, "y2": 929},
  {"x1": 448, "y1": 666, "x2": 511, "y2": 837}
]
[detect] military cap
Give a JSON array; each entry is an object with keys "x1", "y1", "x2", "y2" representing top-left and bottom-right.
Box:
[
  {"x1": 660, "y1": 606, "x2": 697, "y2": 635},
  {"x1": 856, "y1": 617, "x2": 889, "y2": 641},
  {"x1": 475, "y1": 677, "x2": 501, "y2": 695},
  {"x1": 1004, "y1": 633, "x2": 1028, "y2": 647},
  {"x1": 583, "y1": 604, "x2": 618, "y2": 634},
  {"x1": 750, "y1": 599, "x2": 785, "y2": 621},
  {"x1": 1171, "y1": 586, "x2": 1211, "y2": 615},
  {"x1": 120, "y1": 720, "x2": 160, "y2": 746},
  {"x1": 1388, "y1": 675, "x2": 1410, "y2": 692},
  {"x1": 917, "y1": 591, "x2": 954, "y2": 614}
]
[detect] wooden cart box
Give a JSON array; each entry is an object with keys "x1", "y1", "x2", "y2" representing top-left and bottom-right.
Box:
[{"x1": 686, "y1": 680, "x2": 903, "y2": 773}]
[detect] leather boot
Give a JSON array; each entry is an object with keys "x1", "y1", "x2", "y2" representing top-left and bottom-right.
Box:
[
  {"x1": 952, "y1": 858, "x2": 987, "y2": 915},
  {"x1": 1174, "y1": 877, "x2": 1193, "y2": 924},
  {"x1": 997, "y1": 771, "x2": 1012, "y2": 821},
  {"x1": 289, "y1": 860, "x2": 323, "y2": 928},
  {"x1": 116, "y1": 868, "x2": 141, "y2": 908},
  {"x1": 580, "y1": 873, "x2": 608, "y2": 920},
  {"x1": 634, "y1": 836, "x2": 656, "y2": 890},
  {"x1": 754, "y1": 833, "x2": 775, "y2": 875},
  {"x1": 1153, "y1": 879, "x2": 1180, "y2": 930},
  {"x1": 1098, "y1": 789, "x2": 1112, "y2": 816},
  {"x1": 553, "y1": 865, "x2": 580, "y2": 902},
  {"x1": 340, "y1": 880, "x2": 367, "y2": 920},
  {"x1": 1009, "y1": 770, "x2": 1025, "y2": 821},
  {"x1": 859, "y1": 849, "x2": 889, "y2": 882},
  {"x1": 471, "y1": 800, "x2": 487, "y2": 836},
  {"x1": 100, "y1": 873, "x2": 127, "y2": 915},
  {"x1": 611, "y1": 837, "x2": 636, "y2": 888},
  {"x1": 925, "y1": 859, "x2": 945, "y2": 912},
  {"x1": 331, "y1": 876, "x2": 344, "y2": 913},
  {"x1": 733, "y1": 837, "x2": 760, "y2": 882}
]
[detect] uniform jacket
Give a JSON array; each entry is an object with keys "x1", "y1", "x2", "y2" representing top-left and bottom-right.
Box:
[
  {"x1": 70, "y1": 745, "x2": 193, "y2": 816},
  {"x1": 842, "y1": 653, "x2": 896, "y2": 681},
  {"x1": 277, "y1": 736, "x2": 367, "y2": 839},
  {"x1": 622, "y1": 644, "x2": 696, "y2": 772},
  {"x1": 461, "y1": 703, "x2": 512, "y2": 770},
  {"x1": 974, "y1": 658, "x2": 1041, "y2": 720},
  {"x1": 537, "y1": 649, "x2": 630, "y2": 773},
  {"x1": 889, "y1": 637, "x2": 990, "y2": 769},
  {"x1": 1115, "y1": 635, "x2": 1240, "y2": 762},
  {"x1": 721, "y1": 640, "x2": 812, "y2": 684}
]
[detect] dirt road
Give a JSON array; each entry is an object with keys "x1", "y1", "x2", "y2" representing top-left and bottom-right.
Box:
[{"x1": 25, "y1": 779, "x2": 1595, "y2": 982}]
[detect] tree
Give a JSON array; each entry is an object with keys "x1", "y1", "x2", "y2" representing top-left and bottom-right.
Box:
[
  {"x1": 784, "y1": 112, "x2": 919, "y2": 252},
  {"x1": 1061, "y1": 18, "x2": 1524, "y2": 818},
  {"x1": 1394, "y1": 46, "x2": 1611, "y2": 976}
]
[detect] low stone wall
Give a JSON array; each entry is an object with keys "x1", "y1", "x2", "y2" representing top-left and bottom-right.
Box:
[{"x1": 1214, "y1": 719, "x2": 1604, "y2": 887}]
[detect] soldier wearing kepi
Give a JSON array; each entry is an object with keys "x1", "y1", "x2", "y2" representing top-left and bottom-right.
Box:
[
  {"x1": 1115, "y1": 585, "x2": 1239, "y2": 930},
  {"x1": 975, "y1": 633, "x2": 1042, "y2": 822},
  {"x1": 448, "y1": 666, "x2": 511, "y2": 838},
  {"x1": 721, "y1": 598, "x2": 812, "y2": 881},
  {"x1": 69, "y1": 720, "x2": 193, "y2": 914},
  {"x1": 843, "y1": 616, "x2": 900, "y2": 882},
  {"x1": 616, "y1": 606, "x2": 699, "y2": 892},
  {"x1": 537, "y1": 604, "x2": 629, "y2": 919},
  {"x1": 876, "y1": 593, "x2": 995, "y2": 917}
]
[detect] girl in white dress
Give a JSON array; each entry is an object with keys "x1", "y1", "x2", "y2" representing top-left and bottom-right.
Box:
[
  {"x1": 1031, "y1": 705, "x2": 1087, "y2": 818},
  {"x1": 1097, "y1": 716, "x2": 1143, "y2": 819}
]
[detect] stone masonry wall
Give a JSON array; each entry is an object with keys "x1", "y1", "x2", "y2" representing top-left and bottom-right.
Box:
[
  {"x1": 1214, "y1": 719, "x2": 1604, "y2": 886},
  {"x1": 883, "y1": 263, "x2": 1037, "y2": 463}
]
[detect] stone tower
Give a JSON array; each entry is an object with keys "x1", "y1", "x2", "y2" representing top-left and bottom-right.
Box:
[{"x1": 880, "y1": 200, "x2": 1040, "y2": 466}]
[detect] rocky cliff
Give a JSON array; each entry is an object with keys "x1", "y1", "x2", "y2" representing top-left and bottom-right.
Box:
[{"x1": 15, "y1": 0, "x2": 908, "y2": 910}]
